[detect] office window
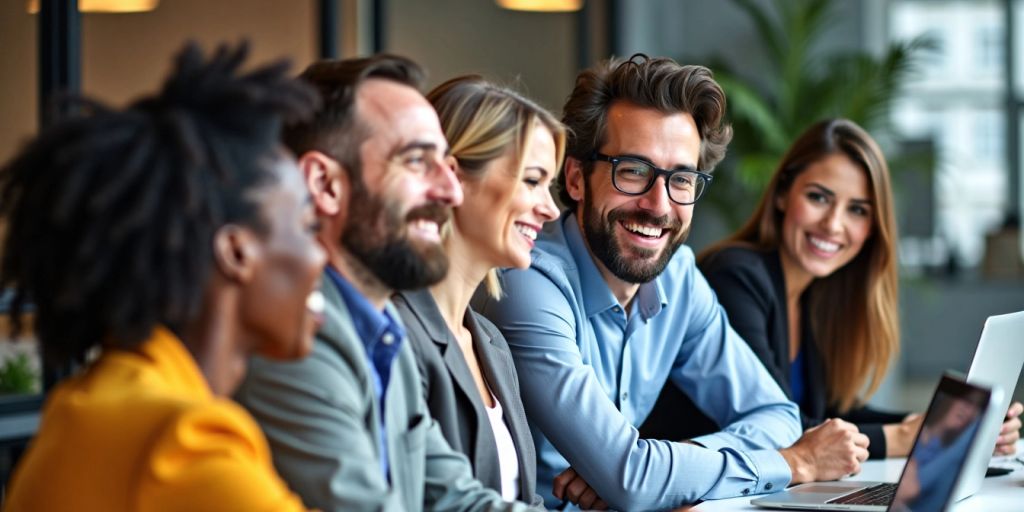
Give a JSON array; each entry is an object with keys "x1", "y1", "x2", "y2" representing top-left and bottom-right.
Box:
[
  {"x1": 973, "y1": 110, "x2": 1005, "y2": 163},
  {"x1": 890, "y1": 0, "x2": 1011, "y2": 267},
  {"x1": 923, "y1": 30, "x2": 948, "y2": 78},
  {"x1": 975, "y1": 24, "x2": 1003, "y2": 74}
]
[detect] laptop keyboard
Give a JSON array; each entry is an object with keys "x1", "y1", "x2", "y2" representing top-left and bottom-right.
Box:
[{"x1": 826, "y1": 483, "x2": 898, "y2": 506}]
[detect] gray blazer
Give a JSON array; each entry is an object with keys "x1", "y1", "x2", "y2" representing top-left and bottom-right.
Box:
[
  {"x1": 393, "y1": 289, "x2": 542, "y2": 506},
  {"x1": 235, "y1": 275, "x2": 541, "y2": 512}
]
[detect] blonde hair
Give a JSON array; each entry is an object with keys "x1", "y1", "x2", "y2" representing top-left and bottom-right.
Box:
[
  {"x1": 427, "y1": 75, "x2": 566, "y2": 298},
  {"x1": 700, "y1": 119, "x2": 899, "y2": 412}
]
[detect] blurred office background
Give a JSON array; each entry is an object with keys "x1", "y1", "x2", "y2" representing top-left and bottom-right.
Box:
[{"x1": 1, "y1": 0, "x2": 1022, "y2": 488}]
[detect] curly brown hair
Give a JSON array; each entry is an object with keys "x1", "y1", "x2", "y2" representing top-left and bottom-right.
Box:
[{"x1": 558, "y1": 53, "x2": 732, "y2": 210}]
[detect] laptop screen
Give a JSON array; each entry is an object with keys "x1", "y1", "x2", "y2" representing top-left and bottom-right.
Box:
[{"x1": 888, "y1": 376, "x2": 991, "y2": 512}]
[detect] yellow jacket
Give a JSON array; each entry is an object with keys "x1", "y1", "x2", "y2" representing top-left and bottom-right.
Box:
[{"x1": 4, "y1": 327, "x2": 310, "y2": 511}]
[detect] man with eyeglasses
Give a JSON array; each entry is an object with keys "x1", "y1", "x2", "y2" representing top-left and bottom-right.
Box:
[{"x1": 473, "y1": 54, "x2": 868, "y2": 510}]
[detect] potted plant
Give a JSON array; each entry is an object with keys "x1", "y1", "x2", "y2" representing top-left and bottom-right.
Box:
[{"x1": 700, "y1": 0, "x2": 935, "y2": 229}]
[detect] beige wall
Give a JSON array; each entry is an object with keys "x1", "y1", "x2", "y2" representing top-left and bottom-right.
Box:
[
  {"x1": 0, "y1": 1, "x2": 581, "y2": 164},
  {"x1": 0, "y1": 2, "x2": 39, "y2": 164},
  {"x1": 0, "y1": 0, "x2": 316, "y2": 163},
  {"x1": 387, "y1": 0, "x2": 576, "y2": 113}
]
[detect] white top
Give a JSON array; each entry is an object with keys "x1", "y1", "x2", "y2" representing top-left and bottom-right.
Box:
[{"x1": 484, "y1": 393, "x2": 520, "y2": 501}]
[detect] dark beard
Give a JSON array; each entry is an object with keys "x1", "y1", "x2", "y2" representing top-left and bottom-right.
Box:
[
  {"x1": 580, "y1": 187, "x2": 688, "y2": 284},
  {"x1": 341, "y1": 187, "x2": 451, "y2": 291}
]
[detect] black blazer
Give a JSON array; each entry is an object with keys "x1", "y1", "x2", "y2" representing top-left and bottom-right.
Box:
[
  {"x1": 640, "y1": 247, "x2": 905, "y2": 459},
  {"x1": 393, "y1": 288, "x2": 542, "y2": 505}
]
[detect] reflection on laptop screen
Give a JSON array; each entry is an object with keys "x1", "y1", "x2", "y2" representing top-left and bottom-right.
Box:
[{"x1": 888, "y1": 381, "x2": 989, "y2": 512}]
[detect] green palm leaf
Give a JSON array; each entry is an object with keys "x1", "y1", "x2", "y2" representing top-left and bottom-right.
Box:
[{"x1": 692, "y1": 0, "x2": 934, "y2": 229}]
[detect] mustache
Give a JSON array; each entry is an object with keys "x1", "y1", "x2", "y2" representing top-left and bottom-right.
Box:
[
  {"x1": 607, "y1": 209, "x2": 681, "y2": 231},
  {"x1": 405, "y1": 203, "x2": 452, "y2": 226}
]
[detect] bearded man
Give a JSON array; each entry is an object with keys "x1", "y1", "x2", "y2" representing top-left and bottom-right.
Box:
[
  {"x1": 474, "y1": 54, "x2": 866, "y2": 510},
  {"x1": 236, "y1": 55, "x2": 542, "y2": 512}
]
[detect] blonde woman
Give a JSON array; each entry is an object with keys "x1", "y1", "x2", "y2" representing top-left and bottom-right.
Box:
[
  {"x1": 645, "y1": 119, "x2": 1020, "y2": 458},
  {"x1": 392, "y1": 76, "x2": 563, "y2": 504}
]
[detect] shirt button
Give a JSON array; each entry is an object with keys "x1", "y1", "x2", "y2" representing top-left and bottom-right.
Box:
[
  {"x1": 612, "y1": 306, "x2": 621, "y2": 313},
  {"x1": 742, "y1": 488, "x2": 750, "y2": 495},
  {"x1": 621, "y1": 392, "x2": 629, "y2": 401},
  {"x1": 765, "y1": 483, "x2": 773, "y2": 491},
  {"x1": 382, "y1": 333, "x2": 395, "y2": 345}
]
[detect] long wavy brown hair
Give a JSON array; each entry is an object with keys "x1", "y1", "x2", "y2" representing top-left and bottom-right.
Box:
[{"x1": 700, "y1": 118, "x2": 899, "y2": 413}]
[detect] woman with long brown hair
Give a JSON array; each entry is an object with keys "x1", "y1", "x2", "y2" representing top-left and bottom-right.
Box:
[{"x1": 646, "y1": 118, "x2": 1020, "y2": 459}]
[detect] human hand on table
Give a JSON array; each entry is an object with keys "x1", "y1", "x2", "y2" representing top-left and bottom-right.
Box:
[
  {"x1": 780, "y1": 418, "x2": 869, "y2": 484},
  {"x1": 883, "y1": 413, "x2": 924, "y2": 457},
  {"x1": 553, "y1": 467, "x2": 608, "y2": 510},
  {"x1": 994, "y1": 401, "x2": 1022, "y2": 456}
]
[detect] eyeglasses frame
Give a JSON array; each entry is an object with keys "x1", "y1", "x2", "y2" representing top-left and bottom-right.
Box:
[{"x1": 590, "y1": 152, "x2": 713, "y2": 205}]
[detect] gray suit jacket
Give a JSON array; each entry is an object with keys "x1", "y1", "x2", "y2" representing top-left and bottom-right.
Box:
[
  {"x1": 393, "y1": 289, "x2": 542, "y2": 505},
  {"x1": 235, "y1": 274, "x2": 541, "y2": 512}
]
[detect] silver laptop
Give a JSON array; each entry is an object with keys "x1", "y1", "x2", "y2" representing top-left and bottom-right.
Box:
[
  {"x1": 751, "y1": 374, "x2": 1000, "y2": 511},
  {"x1": 953, "y1": 310, "x2": 1024, "y2": 501}
]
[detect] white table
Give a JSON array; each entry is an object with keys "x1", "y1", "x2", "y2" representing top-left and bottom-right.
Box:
[{"x1": 690, "y1": 442, "x2": 1024, "y2": 511}]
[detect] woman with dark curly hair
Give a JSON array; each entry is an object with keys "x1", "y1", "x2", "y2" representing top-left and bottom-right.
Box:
[{"x1": 2, "y1": 42, "x2": 324, "y2": 511}]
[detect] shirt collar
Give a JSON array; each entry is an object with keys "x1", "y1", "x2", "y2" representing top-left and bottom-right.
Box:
[
  {"x1": 635, "y1": 276, "x2": 667, "y2": 321},
  {"x1": 562, "y1": 213, "x2": 619, "y2": 317},
  {"x1": 562, "y1": 212, "x2": 668, "y2": 321},
  {"x1": 324, "y1": 265, "x2": 405, "y2": 350}
]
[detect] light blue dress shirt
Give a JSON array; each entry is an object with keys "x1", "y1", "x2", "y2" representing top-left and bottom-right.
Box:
[{"x1": 473, "y1": 212, "x2": 802, "y2": 510}]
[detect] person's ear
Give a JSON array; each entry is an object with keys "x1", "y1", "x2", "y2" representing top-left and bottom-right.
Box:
[
  {"x1": 565, "y1": 157, "x2": 585, "y2": 203},
  {"x1": 298, "y1": 150, "x2": 347, "y2": 217},
  {"x1": 775, "y1": 191, "x2": 787, "y2": 212},
  {"x1": 212, "y1": 225, "x2": 261, "y2": 283}
]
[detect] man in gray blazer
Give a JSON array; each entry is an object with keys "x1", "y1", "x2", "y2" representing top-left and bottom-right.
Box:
[{"x1": 235, "y1": 55, "x2": 543, "y2": 511}]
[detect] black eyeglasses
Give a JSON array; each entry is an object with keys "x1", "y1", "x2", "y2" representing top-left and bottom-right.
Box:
[{"x1": 590, "y1": 153, "x2": 712, "y2": 205}]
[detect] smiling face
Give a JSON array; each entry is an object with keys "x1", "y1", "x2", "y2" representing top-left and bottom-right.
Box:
[
  {"x1": 777, "y1": 152, "x2": 874, "y2": 287},
  {"x1": 340, "y1": 79, "x2": 463, "y2": 291},
  {"x1": 569, "y1": 102, "x2": 700, "y2": 284},
  {"x1": 457, "y1": 123, "x2": 560, "y2": 269},
  {"x1": 244, "y1": 152, "x2": 327, "y2": 360}
]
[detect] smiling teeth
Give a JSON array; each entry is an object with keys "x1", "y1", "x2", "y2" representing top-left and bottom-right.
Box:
[
  {"x1": 306, "y1": 290, "x2": 325, "y2": 315},
  {"x1": 413, "y1": 219, "x2": 439, "y2": 234},
  {"x1": 515, "y1": 224, "x2": 537, "y2": 241},
  {"x1": 623, "y1": 222, "x2": 663, "y2": 238},
  {"x1": 808, "y1": 236, "x2": 839, "y2": 253}
]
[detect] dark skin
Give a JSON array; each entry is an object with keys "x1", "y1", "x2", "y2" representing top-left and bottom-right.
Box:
[
  {"x1": 178, "y1": 154, "x2": 325, "y2": 397},
  {"x1": 180, "y1": 228, "x2": 264, "y2": 397}
]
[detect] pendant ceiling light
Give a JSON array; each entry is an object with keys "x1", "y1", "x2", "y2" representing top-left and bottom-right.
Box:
[
  {"x1": 27, "y1": 0, "x2": 159, "y2": 13},
  {"x1": 496, "y1": 0, "x2": 582, "y2": 12}
]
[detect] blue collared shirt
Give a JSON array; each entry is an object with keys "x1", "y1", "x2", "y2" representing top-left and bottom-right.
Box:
[
  {"x1": 473, "y1": 212, "x2": 801, "y2": 510},
  {"x1": 325, "y1": 266, "x2": 405, "y2": 481}
]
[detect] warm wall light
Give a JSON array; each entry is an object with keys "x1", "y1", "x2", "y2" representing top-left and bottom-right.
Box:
[
  {"x1": 27, "y1": 0, "x2": 159, "y2": 13},
  {"x1": 496, "y1": 0, "x2": 582, "y2": 12}
]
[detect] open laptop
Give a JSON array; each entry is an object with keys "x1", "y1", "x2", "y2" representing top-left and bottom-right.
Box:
[
  {"x1": 751, "y1": 374, "x2": 1000, "y2": 511},
  {"x1": 953, "y1": 310, "x2": 1024, "y2": 501}
]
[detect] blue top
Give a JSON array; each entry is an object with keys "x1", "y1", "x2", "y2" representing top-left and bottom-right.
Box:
[
  {"x1": 325, "y1": 265, "x2": 405, "y2": 481},
  {"x1": 473, "y1": 213, "x2": 802, "y2": 510},
  {"x1": 790, "y1": 349, "x2": 806, "y2": 407}
]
